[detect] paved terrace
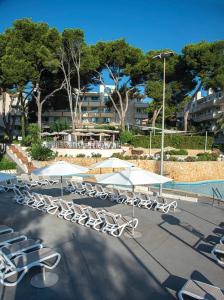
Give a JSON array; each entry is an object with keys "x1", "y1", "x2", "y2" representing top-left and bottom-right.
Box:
[{"x1": 0, "y1": 186, "x2": 223, "y2": 300}]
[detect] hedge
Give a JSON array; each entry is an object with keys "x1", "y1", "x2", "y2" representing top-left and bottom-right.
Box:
[
  {"x1": 0, "y1": 162, "x2": 16, "y2": 170},
  {"x1": 131, "y1": 135, "x2": 213, "y2": 150}
]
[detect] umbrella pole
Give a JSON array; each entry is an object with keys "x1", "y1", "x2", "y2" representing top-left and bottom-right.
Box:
[
  {"x1": 132, "y1": 186, "x2": 135, "y2": 236},
  {"x1": 61, "y1": 176, "x2": 63, "y2": 197}
]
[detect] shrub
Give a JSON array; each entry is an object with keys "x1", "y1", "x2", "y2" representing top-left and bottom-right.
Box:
[
  {"x1": 76, "y1": 153, "x2": 85, "y2": 158},
  {"x1": 0, "y1": 155, "x2": 16, "y2": 170},
  {"x1": 91, "y1": 153, "x2": 102, "y2": 158},
  {"x1": 21, "y1": 123, "x2": 40, "y2": 146},
  {"x1": 185, "y1": 156, "x2": 198, "y2": 162},
  {"x1": 166, "y1": 149, "x2": 188, "y2": 155},
  {"x1": 167, "y1": 156, "x2": 178, "y2": 162},
  {"x1": 50, "y1": 120, "x2": 70, "y2": 132},
  {"x1": 196, "y1": 152, "x2": 218, "y2": 161},
  {"x1": 29, "y1": 144, "x2": 55, "y2": 161},
  {"x1": 119, "y1": 131, "x2": 133, "y2": 144},
  {"x1": 131, "y1": 134, "x2": 213, "y2": 150}
]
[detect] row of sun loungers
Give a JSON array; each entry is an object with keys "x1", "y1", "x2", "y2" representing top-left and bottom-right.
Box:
[
  {"x1": 13, "y1": 189, "x2": 138, "y2": 238},
  {"x1": 211, "y1": 229, "x2": 224, "y2": 266},
  {"x1": 65, "y1": 180, "x2": 178, "y2": 214},
  {"x1": 0, "y1": 225, "x2": 61, "y2": 286},
  {"x1": 0, "y1": 175, "x2": 59, "y2": 193}
]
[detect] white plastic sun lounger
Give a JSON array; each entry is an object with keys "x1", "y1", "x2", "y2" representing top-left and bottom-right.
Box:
[
  {"x1": 40, "y1": 195, "x2": 60, "y2": 215},
  {"x1": 178, "y1": 279, "x2": 224, "y2": 300},
  {"x1": 0, "y1": 239, "x2": 42, "y2": 259},
  {"x1": 0, "y1": 232, "x2": 27, "y2": 248},
  {"x1": 73, "y1": 182, "x2": 86, "y2": 195},
  {"x1": 0, "y1": 225, "x2": 14, "y2": 235},
  {"x1": 13, "y1": 187, "x2": 24, "y2": 204},
  {"x1": 57, "y1": 200, "x2": 73, "y2": 219},
  {"x1": 70, "y1": 204, "x2": 90, "y2": 225},
  {"x1": 95, "y1": 185, "x2": 108, "y2": 199},
  {"x1": 136, "y1": 193, "x2": 154, "y2": 209},
  {"x1": 102, "y1": 212, "x2": 138, "y2": 237},
  {"x1": 154, "y1": 197, "x2": 177, "y2": 214},
  {"x1": 211, "y1": 243, "x2": 224, "y2": 266},
  {"x1": 0, "y1": 247, "x2": 61, "y2": 286},
  {"x1": 84, "y1": 183, "x2": 97, "y2": 197},
  {"x1": 85, "y1": 207, "x2": 105, "y2": 231}
]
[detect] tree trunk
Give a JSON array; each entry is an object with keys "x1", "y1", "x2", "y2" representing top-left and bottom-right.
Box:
[
  {"x1": 21, "y1": 113, "x2": 26, "y2": 139},
  {"x1": 151, "y1": 110, "x2": 158, "y2": 128},
  {"x1": 37, "y1": 102, "x2": 42, "y2": 134},
  {"x1": 120, "y1": 115, "x2": 125, "y2": 132},
  {"x1": 184, "y1": 109, "x2": 189, "y2": 132}
]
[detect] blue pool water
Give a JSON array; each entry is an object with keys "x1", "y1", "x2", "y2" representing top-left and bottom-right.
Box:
[{"x1": 161, "y1": 180, "x2": 224, "y2": 197}]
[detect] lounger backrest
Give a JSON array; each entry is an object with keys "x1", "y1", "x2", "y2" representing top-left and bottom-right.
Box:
[
  {"x1": 76, "y1": 182, "x2": 83, "y2": 189},
  {"x1": 95, "y1": 185, "x2": 103, "y2": 192},
  {"x1": 103, "y1": 212, "x2": 117, "y2": 225},
  {"x1": 86, "y1": 183, "x2": 93, "y2": 191},
  {"x1": 126, "y1": 191, "x2": 134, "y2": 198},
  {"x1": 86, "y1": 207, "x2": 98, "y2": 219},
  {"x1": 112, "y1": 188, "x2": 119, "y2": 196},
  {"x1": 139, "y1": 193, "x2": 147, "y2": 200}
]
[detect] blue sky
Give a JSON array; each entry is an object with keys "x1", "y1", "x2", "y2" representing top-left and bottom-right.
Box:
[{"x1": 0, "y1": 0, "x2": 223, "y2": 53}]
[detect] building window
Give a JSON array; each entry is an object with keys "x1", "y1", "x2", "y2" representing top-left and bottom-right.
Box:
[{"x1": 91, "y1": 96, "x2": 99, "y2": 101}]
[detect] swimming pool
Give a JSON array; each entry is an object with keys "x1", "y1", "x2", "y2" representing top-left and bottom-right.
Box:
[{"x1": 162, "y1": 180, "x2": 224, "y2": 197}]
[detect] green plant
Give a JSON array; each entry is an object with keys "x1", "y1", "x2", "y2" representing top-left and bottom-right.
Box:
[
  {"x1": 29, "y1": 143, "x2": 55, "y2": 161},
  {"x1": 131, "y1": 135, "x2": 213, "y2": 150},
  {"x1": 185, "y1": 156, "x2": 198, "y2": 162},
  {"x1": 196, "y1": 152, "x2": 218, "y2": 161},
  {"x1": 0, "y1": 155, "x2": 16, "y2": 170},
  {"x1": 91, "y1": 153, "x2": 102, "y2": 158},
  {"x1": 167, "y1": 156, "x2": 178, "y2": 161},
  {"x1": 21, "y1": 123, "x2": 40, "y2": 146},
  {"x1": 166, "y1": 149, "x2": 188, "y2": 155},
  {"x1": 76, "y1": 153, "x2": 85, "y2": 158},
  {"x1": 119, "y1": 131, "x2": 133, "y2": 144},
  {"x1": 50, "y1": 120, "x2": 70, "y2": 132}
]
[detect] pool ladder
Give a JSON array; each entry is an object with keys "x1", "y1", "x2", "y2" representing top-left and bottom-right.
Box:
[{"x1": 212, "y1": 187, "x2": 224, "y2": 206}]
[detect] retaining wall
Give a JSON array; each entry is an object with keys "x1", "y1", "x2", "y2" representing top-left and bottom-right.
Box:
[{"x1": 39, "y1": 157, "x2": 224, "y2": 182}]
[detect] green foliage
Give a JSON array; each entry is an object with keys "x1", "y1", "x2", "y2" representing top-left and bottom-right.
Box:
[
  {"x1": 91, "y1": 153, "x2": 102, "y2": 158},
  {"x1": 21, "y1": 123, "x2": 40, "y2": 146},
  {"x1": 50, "y1": 121, "x2": 69, "y2": 132},
  {"x1": 183, "y1": 41, "x2": 224, "y2": 91},
  {"x1": 119, "y1": 131, "x2": 134, "y2": 144},
  {"x1": 166, "y1": 149, "x2": 188, "y2": 155},
  {"x1": 196, "y1": 152, "x2": 218, "y2": 161},
  {"x1": 185, "y1": 156, "x2": 198, "y2": 162},
  {"x1": 131, "y1": 135, "x2": 213, "y2": 149},
  {"x1": 76, "y1": 153, "x2": 85, "y2": 158},
  {"x1": 29, "y1": 143, "x2": 55, "y2": 161},
  {"x1": 0, "y1": 155, "x2": 16, "y2": 170}
]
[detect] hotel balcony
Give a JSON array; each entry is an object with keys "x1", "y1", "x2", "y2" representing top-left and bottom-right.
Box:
[
  {"x1": 134, "y1": 101, "x2": 148, "y2": 108},
  {"x1": 135, "y1": 112, "x2": 149, "y2": 119},
  {"x1": 191, "y1": 94, "x2": 224, "y2": 113},
  {"x1": 82, "y1": 112, "x2": 114, "y2": 118}
]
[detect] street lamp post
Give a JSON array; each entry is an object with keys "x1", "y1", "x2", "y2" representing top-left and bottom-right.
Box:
[{"x1": 152, "y1": 51, "x2": 174, "y2": 195}]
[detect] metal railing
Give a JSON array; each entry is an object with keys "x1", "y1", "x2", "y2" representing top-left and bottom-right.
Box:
[
  {"x1": 212, "y1": 187, "x2": 224, "y2": 206},
  {"x1": 44, "y1": 141, "x2": 121, "y2": 150}
]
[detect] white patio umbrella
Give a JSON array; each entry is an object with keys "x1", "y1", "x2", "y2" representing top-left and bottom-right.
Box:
[
  {"x1": 91, "y1": 157, "x2": 135, "y2": 172},
  {"x1": 96, "y1": 167, "x2": 172, "y2": 237},
  {"x1": 0, "y1": 172, "x2": 16, "y2": 182},
  {"x1": 32, "y1": 161, "x2": 88, "y2": 196}
]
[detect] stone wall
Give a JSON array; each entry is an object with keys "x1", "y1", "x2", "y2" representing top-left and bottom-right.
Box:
[{"x1": 40, "y1": 157, "x2": 224, "y2": 182}]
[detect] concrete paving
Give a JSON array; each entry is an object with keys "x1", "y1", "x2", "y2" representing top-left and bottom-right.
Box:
[{"x1": 0, "y1": 186, "x2": 223, "y2": 300}]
